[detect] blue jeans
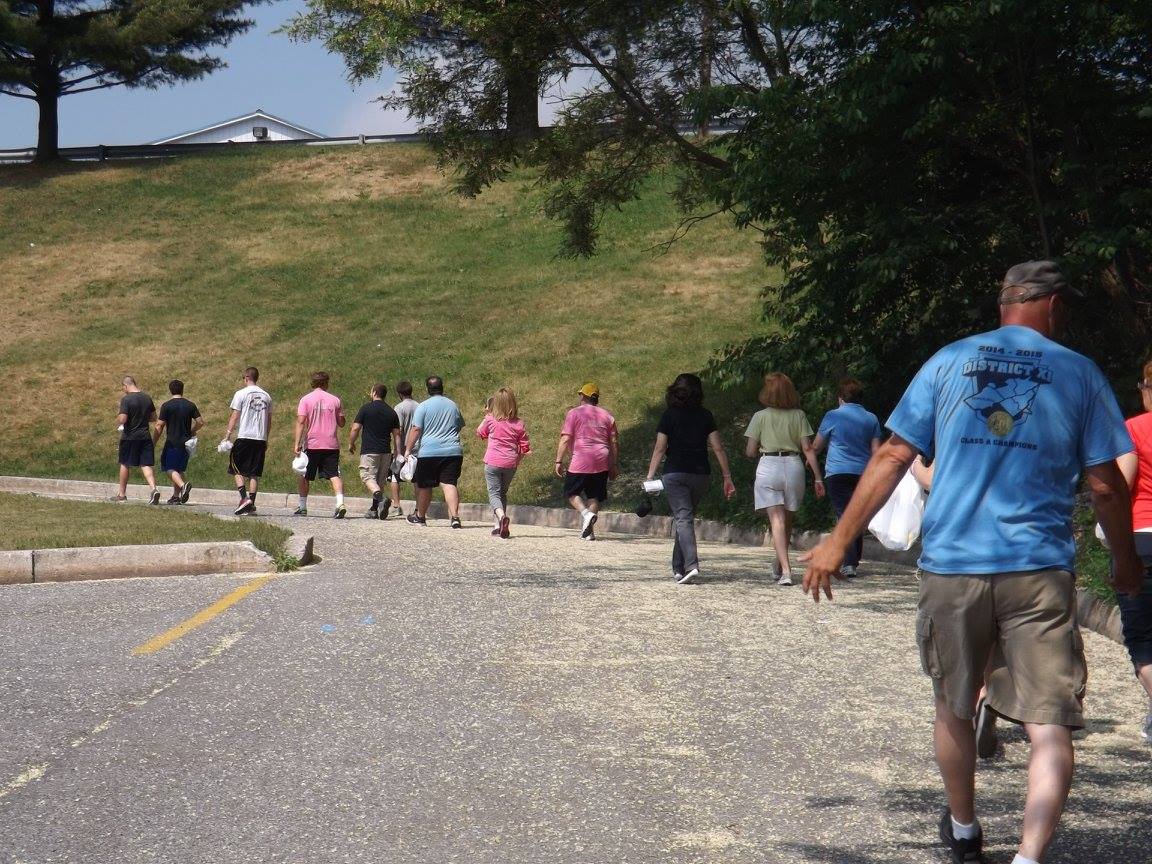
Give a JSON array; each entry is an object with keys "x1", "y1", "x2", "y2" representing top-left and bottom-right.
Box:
[
  {"x1": 1117, "y1": 534, "x2": 1152, "y2": 671},
  {"x1": 825, "y1": 473, "x2": 864, "y2": 569}
]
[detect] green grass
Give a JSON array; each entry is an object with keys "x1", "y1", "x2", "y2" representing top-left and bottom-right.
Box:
[
  {"x1": 0, "y1": 145, "x2": 772, "y2": 516},
  {"x1": 1074, "y1": 501, "x2": 1117, "y2": 605},
  {"x1": 0, "y1": 492, "x2": 293, "y2": 566}
]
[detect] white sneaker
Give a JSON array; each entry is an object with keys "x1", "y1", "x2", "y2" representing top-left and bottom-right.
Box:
[
  {"x1": 677, "y1": 568, "x2": 700, "y2": 585},
  {"x1": 778, "y1": 572, "x2": 794, "y2": 586},
  {"x1": 1141, "y1": 711, "x2": 1152, "y2": 743},
  {"x1": 580, "y1": 509, "x2": 598, "y2": 538}
]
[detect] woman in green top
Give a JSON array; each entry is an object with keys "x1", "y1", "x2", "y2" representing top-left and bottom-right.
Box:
[{"x1": 743, "y1": 372, "x2": 824, "y2": 584}]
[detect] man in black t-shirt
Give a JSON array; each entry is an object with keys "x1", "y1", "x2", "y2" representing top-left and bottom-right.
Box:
[
  {"x1": 116, "y1": 376, "x2": 160, "y2": 504},
  {"x1": 348, "y1": 383, "x2": 401, "y2": 518},
  {"x1": 154, "y1": 379, "x2": 204, "y2": 505}
]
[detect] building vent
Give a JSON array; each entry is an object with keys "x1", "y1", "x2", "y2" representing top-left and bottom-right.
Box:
[{"x1": 252, "y1": 126, "x2": 269, "y2": 140}]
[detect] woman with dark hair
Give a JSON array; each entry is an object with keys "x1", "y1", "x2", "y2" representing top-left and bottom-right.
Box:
[
  {"x1": 812, "y1": 377, "x2": 882, "y2": 578},
  {"x1": 744, "y1": 372, "x2": 824, "y2": 584},
  {"x1": 645, "y1": 373, "x2": 736, "y2": 584}
]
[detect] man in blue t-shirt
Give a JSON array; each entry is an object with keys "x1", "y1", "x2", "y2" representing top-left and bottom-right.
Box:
[
  {"x1": 403, "y1": 375, "x2": 465, "y2": 527},
  {"x1": 802, "y1": 261, "x2": 1142, "y2": 864},
  {"x1": 813, "y1": 377, "x2": 883, "y2": 578}
]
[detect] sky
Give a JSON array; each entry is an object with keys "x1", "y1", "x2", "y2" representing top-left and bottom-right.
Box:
[{"x1": 0, "y1": 1, "x2": 416, "y2": 148}]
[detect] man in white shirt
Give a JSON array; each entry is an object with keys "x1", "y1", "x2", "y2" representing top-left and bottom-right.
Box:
[{"x1": 223, "y1": 366, "x2": 273, "y2": 515}]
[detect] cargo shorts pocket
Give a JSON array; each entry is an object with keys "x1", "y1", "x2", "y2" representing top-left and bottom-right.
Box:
[
  {"x1": 916, "y1": 611, "x2": 943, "y2": 680},
  {"x1": 1071, "y1": 627, "x2": 1088, "y2": 699}
]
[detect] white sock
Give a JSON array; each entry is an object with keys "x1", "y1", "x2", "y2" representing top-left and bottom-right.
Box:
[
  {"x1": 299, "y1": 495, "x2": 308, "y2": 509},
  {"x1": 336, "y1": 493, "x2": 344, "y2": 507},
  {"x1": 1011, "y1": 855, "x2": 1039, "y2": 864},
  {"x1": 951, "y1": 817, "x2": 980, "y2": 840}
]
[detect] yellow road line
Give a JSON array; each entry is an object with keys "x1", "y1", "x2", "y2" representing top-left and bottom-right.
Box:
[{"x1": 132, "y1": 575, "x2": 276, "y2": 656}]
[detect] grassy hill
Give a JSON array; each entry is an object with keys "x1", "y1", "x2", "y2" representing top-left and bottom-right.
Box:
[{"x1": 0, "y1": 144, "x2": 772, "y2": 516}]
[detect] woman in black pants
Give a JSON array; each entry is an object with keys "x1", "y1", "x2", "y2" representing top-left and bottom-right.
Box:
[{"x1": 644, "y1": 374, "x2": 736, "y2": 585}]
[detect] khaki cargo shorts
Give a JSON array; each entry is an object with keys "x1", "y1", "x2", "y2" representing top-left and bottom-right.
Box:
[
  {"x1": 358, "y1": 453, "x2": 389, "y2": 487},
  {"x1": 916, "y1": 569, "x2": 1087, "y2": 729}
]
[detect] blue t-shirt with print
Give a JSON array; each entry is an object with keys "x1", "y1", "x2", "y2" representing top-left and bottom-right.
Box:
[
  {"x1": 887, "y1": 325, "x2": 1132, "y2": 575},
  {"x1": 818, "y1": 403, "x2": 882, "y2": 476},
  {"x1": 411, "y1": 395, "x2": 465, "y2": 457}
]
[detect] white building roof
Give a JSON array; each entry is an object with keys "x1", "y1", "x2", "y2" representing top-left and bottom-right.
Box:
[{"x1": 150, "y1": 109, "x2": 325, "y2": 145}]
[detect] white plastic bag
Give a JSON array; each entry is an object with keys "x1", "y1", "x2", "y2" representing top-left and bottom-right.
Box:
[
  {"x1": 868, "y1": 468, "x2": 927, "y2": 551},
  {"x1": 291, "y1": 451, "x2": 309, "y2": 476},
  {"x1": 399, "y1": 454, "x2": 417, "y2": 482},
  {"x1": 184, "y1": 436, "x2": 199, "y2": 457},
  {"x1": 217, "y1": 438, "x2": 233, "y2": 454}
]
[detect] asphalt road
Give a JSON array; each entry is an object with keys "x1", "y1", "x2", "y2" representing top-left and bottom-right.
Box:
[{"x1": 2, "y1": 505, "x2": 1149, "y2": 863}]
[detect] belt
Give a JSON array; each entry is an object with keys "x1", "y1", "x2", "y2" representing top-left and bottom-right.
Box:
[{"x1": 760, "y1": 450, "x2": 798, "y2": 457}]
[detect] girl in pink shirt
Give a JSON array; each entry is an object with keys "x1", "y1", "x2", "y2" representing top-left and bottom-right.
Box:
[{"x1": 476, "y1": 387, "x2": 530, "y2": 538}]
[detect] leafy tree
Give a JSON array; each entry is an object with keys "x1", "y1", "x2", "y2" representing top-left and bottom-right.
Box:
[
  {"x1": 0, "y1": 1, "x2": 262, "y2": 162},
  {"x1": 296, "y1": 0, "x2": 1151, "y2": 408}
]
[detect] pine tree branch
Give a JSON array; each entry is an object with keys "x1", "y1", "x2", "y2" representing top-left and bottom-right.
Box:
[
  {"x1": 529, "y1": 0, "x2": 730, "y2": 173},
  {"x1": 0, "y1": 87, "x2": 36, "y2": 100}
]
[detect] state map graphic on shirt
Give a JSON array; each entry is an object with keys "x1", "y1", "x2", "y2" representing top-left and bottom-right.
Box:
[{"x1": 961, "y1": 346, "x2": 1052, "y2": 438}]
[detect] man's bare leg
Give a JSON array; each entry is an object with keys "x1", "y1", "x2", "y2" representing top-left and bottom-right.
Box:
[
  {"x1": 118, "y1": 464, "x2": 129, "y2": 498},
  {"x1": 934, "y1": 698, "x2": 978, "y2": 824},
  {"x1": 390, "y1": 478, "x2": 401, "y2": 511},
  {"x1": 1018, "y1": 723, "x2": 1074, "y2": 862},
  {"x1": 169, "y1": 470, "x2": 185, "y2": 496},
  {"x1": 416, "y1": 486, "x2": 433, "y2": 519},
  {"x1": 140, "y1": 465, "x2": 157, "y2": 491},
  {"x1": 442, "y1": 483, "x2": 460, "y2": 519}
]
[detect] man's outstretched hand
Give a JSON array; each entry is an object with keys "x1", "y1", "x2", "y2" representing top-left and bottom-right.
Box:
[{"x1": 799, "y1": 539, "x2": 846, "y2": 604}]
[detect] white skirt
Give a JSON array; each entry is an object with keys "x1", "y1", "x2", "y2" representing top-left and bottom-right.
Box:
[{"x1": 754, "y1": 454, "x2": 805, "y2": 511}]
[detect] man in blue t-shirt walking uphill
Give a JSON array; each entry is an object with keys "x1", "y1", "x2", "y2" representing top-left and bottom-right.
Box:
[
  {"x1": 802, "y1": 261, "x2": 1143, "y2": 864},
  {"x1": 403, "y1": 375, "x2": 466, "y2": 528}
]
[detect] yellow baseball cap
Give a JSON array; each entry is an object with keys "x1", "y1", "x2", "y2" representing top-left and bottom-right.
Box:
[{"x1": 577, "y1": 382, "x2": 600, "y2": 398}]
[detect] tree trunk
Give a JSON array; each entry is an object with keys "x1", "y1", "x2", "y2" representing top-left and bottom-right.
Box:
[
  {"x1": 504, "y1": 59, "x2": 540, "y2": 141},
  {"x1": 33, "y1": 0, "x2": 60, "y2": 163},
  {"x1": 34, "y1": 86, "x2": 60, "y2": 163}
]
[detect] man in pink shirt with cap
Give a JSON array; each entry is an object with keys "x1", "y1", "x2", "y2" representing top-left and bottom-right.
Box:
[
  {"x1": 293, "y1": 371, "x2": 347, "y2": 519},
  {"x1": 554, "y1": 382, "x2": 619, "y2": 540}
]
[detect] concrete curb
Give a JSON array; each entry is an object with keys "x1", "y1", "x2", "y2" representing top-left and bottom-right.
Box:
[
  {"x1": 1076, "y1": 588, "x2": 1123, "y2": 644},
  {"x1": 0, "y1": 474, "x2": 920, "y2": 565},
  {"x1": 0, "y1": 541, "x2": 274, "y2": 585}
]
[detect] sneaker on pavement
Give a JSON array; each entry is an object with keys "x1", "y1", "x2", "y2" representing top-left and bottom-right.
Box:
[
  {"x1": 499, "y1": 516, "x2": 510, "y2": 539},
  {"x1": 235, "y1": 499, "x2": 256, "y2": 516},
  {"x1": 580, "y1": 510, "x2": 598, "y2": 538},
  {"x1": 179, "y1": 483, "x2": 192, "y2": 504},
  {"x1": 491, "y1": 527, "x2": 501, "y2": 536},
  {"x1": 938, "y1": 809, "x2": 984, "y2": 863},
  {"x1": 778, "y1": 573, "x2": 794, "y2": 587},
  {"x1": 291, "y1": 505, "x2": 307, "y2": 517},
  {"x1": 673, "y1": 572, "x2": 685, "y2": 581},
  {"x1": 366, "y1": 506, "x2": 379, "y2": 520},
  {"x1": 840, "y1": 564, "x2": 857, "y2": 579},
  {"x1": 149, "y1": 489, "x2": 161, "y2": 505},
  {"x1": 974, "y1": 696, "x2": 998, "y2": 759},
  {"x1": 1141, "y1": 710, "x2": 1152, "y2": 744},
  {"x1": 407, "y1": 513, "x2": 427, "y2": 525},
  {"x1": 166, "y1": 495, "x2": 181, "y2": 505},
  {"x1": 377, "y1": 506, "x2": 389, "y2": 520},
  {"x1": 334, "y1": 505, "x2": 347, "y2": 519},
  {"x1": 109, "y1": 495, "x2": 128, "y2": 502},
  {"x1": 450, "y1": 517, "x2": 462, "y2": 529},
  {"x1": 391, "y1": 506, "x2": 403, "y2": 517},
  {"x1": 677, "y1": 568, "x2": 700, "y2": 585},
  {"x1": 772, "y1": 560, "x2": 783, "y2": 579}
]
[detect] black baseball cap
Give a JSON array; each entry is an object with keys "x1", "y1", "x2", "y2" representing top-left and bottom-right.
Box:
[{"x1": 998, "y1": 260, "x2": 1084, "y2": 304}]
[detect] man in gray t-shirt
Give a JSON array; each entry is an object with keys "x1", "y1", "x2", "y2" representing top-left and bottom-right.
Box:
[{"x1": 389, "y1": 380, "x2": 420, "y2": 517}]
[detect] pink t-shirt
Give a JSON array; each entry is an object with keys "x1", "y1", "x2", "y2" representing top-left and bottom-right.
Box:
[
  {"x1": 297, "y1": 389, "x2": 344, "y2": 450},
  {"x1": 561, "y1": 404, "x2": 617, "y2": 474},
  {"x1": 476, "y1": 416, "x2": 531, "y2": 469}
]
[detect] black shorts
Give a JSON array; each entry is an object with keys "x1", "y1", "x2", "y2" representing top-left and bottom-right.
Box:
[
  {"x1": 118, "y1": 439, "x2": 155, "y2": 468},
  {"x1": 563, "y1": 470, "x2": 609, "y2": 503},
  {"x1": 414, "y1": 455, "x2": 463, "y2": 489},
  {"x1": 228, "y1": 439, "x2": 267, "y2": 478},
  {"x1": 305, "y1": 448, "x2": 341, "y2": 481}
]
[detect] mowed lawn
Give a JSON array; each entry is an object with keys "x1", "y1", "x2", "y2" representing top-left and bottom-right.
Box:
[
  {"x1": 0, "y1": 145, "x2": 770, "y2": 510},
  {"x1": 0, "y1": 492, "x2": 291, "y2": 561}
]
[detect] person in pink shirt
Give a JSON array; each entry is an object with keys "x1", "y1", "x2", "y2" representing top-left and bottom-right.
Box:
[
  {"x1": 292, "y1": 371, "x2": 348, "y2": 518},
  {"x1": 476, "y1": 387, "x2": 531, "y2": 538},
  {"x1": 554, "y1": 382, "x2": 619, "y2": 540}
]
